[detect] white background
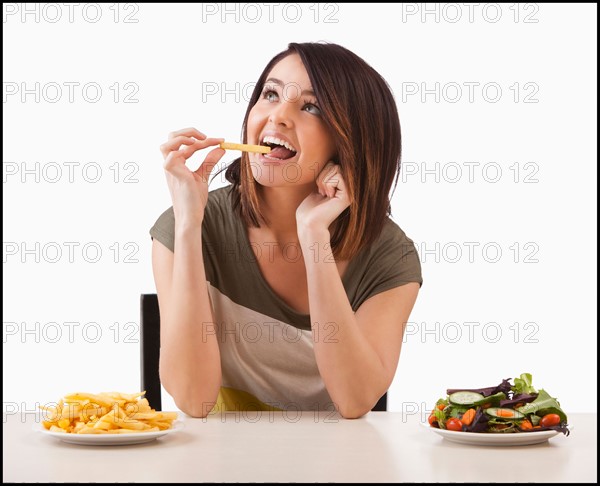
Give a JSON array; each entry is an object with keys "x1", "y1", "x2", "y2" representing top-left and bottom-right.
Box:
[{"x1": 3, "y1": 3, "x2": 597, "y2": 417}]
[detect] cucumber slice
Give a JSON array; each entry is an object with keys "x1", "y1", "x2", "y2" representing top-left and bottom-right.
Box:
[
  {"x1": 472, "y1": 391, "x2": 506, "y2": 406},
  {"x1": 485, "y1": 407, "x2": 525, "y2": 420},
  {"x1": 448, "y1": 391, "x2": 485, "y2": 406}
]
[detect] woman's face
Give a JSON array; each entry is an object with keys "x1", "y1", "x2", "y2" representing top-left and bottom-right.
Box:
[{"x1": 246, "y1": 54, "x2": 337, "y2": 188}]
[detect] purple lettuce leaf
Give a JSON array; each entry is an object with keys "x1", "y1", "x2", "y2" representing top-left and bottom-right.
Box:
[
  {"x1": 542, "y1": 423, "x2": 570, "y2": 436},
  {"x1": 498, "y1": 393, "x2": 538, "y2": 408},
  {"x1": 448, "y1": 378, "x2": 513, "y2": 397},
  {"x1": 521, "y1": 423, "x2": 571, "y2": 436}
]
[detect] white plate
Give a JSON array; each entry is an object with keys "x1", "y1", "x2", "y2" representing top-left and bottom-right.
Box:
[
  {"x1": 421, "y1": 422, "x2": 562, "y2": 446},
  {"x1": 34, "y1": 421, "x2": 184, "y2": 446}
]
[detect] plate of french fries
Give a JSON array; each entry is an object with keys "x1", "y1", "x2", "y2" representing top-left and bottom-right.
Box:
[{"x1": 35, "y1": 391, "x2": 181, "y2": 445}]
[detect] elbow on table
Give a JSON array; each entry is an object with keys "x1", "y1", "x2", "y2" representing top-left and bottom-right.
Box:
[
  {"x1": 170, "y1": 387, "x2": 219, "y2": 418},
  {"x1": 336, "y1": 392, "x2": 386, "y2": 419},
  {"x1": 337, "y1": 402, "x2": 372, "y2": 420},
  {"x1": 176, "y1": 399, "x2": 217, "y2": 418},
  {"x1": 161, "y1": 376, "x2": 220, "y2": 418},
  {"x1": 339, "y1": 409, "x2": 369, "y2": 420}
]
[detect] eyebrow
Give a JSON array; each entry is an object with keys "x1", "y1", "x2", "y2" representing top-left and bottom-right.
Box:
[{"x1": 264, "y1": 77, "x2": 315, "y2": 97}]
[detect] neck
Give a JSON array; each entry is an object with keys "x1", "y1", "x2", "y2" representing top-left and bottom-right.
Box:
[{"x1": 257, "y1": 185, "x2": 313, "y2": 242}]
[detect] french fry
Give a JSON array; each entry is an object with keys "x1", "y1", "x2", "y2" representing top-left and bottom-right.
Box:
[
  {"x1": 64, "y1": 392, "x2": 115, "y2": 408},
  {"x1": 77, "y1": 428, "x2": 107, "y2": 434},
  {"x1": 219, "y1": 142, "x2": 271, "y2": 154},
  {"x1": 40, "y1": 391, "x2": 178, "y2": 434},
  {"x1": 102, "y1": 391, "x2": 145, "y2": 402}
]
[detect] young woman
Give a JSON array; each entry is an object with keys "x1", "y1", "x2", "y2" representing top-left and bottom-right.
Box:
[{"x1": 150, "y1": 42, "x2": 422, "y2": 419}]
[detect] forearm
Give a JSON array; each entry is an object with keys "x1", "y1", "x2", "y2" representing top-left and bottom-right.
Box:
[
  {"x1": 159, "y1": 223, "x2": 221, "y2": 417},
  {"x1": 301, "y1": 230, "x2": 387, "y2": 418}
]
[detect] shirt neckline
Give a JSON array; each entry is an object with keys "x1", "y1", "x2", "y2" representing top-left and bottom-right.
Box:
[{"x1": 234, "y1": 210, "x2": 356, "y2": 319}]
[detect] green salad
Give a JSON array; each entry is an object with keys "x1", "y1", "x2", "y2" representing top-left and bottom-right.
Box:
[{"x1": 429, "y1": 373, "x2": 570, "y2": 435}]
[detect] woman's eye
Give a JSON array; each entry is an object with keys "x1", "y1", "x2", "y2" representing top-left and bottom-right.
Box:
[
  {"x1": 303, "y1": 103, "x2": 321, "y2": 115},
  {"x1": 263, "y1": 90, "x2": 278, "y2": 102}
]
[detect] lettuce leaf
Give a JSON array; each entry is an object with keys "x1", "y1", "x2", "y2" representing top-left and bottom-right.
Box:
[
  {"x1": 542, "y1": 423, "x2": 571, "y2": 436},
  {"x1": 473, "y1": 392, "x2": 507, "y2": 406},
  {"x1": 516, "y1": 389, "x2": 567, "y2": 423},
  {"x1": 447, "y1": 378, "x2": 512, "y2": 397},
  {"x1": 499, "y1": 393, "x2": 538, "y2": 408},
  {"x1": 512, "y1": 373, "x2": 537, "y2": 394},
  {"x1": 433, "y1": 408, "x2": 447, "y2": 429}
]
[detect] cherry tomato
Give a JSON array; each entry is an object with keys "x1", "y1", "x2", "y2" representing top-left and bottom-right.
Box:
[
  {"x1": 446, "y1": 418, "x2": 463, "y2": 432},
  {"x1": 428, "y1": 414, "x2": 437, "y2": 426},
  {"x1": 540, "y1": 413, "x2": 561, "y2": 427}
]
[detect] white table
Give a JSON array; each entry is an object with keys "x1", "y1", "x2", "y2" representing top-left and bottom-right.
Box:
[{"x1": 3, "y1": 412, "x2": 597, "y2": 482}]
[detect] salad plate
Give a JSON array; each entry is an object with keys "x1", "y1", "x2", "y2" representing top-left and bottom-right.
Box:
[
  {"x1": 421, "y1": 422, "x2": 561, "y2": 446},
  {"x1": 425, "y1": 373, "x2": 570, "y2": 445},
  {"x1": 34, "y1": 420, "x2": 184, "y2": 446}
]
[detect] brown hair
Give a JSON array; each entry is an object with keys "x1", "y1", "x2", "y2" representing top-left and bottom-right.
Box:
[{"x1": 223, "y1": 42, "x2": 402, "y2": 260}]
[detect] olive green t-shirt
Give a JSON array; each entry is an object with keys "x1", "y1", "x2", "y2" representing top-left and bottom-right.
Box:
[{"x1": 150, "y1": 185, "x2": 422, "y2": 411}]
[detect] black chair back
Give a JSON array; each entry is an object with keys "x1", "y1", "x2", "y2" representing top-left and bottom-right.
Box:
[{"x1": 140, "y1": 294, "x2": 162, "y2": 411}]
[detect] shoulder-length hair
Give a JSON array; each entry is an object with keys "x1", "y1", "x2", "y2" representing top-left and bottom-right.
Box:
[{"x1": 223, "y1": 42, "x2": 402, "y2": 260}]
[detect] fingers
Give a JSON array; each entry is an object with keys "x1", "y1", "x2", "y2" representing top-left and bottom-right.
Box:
[
  {"x1": 160, "y1": 136, "x2": 224, "y2": 159},
  {"x1": 160, "y1": 127, "x2": 216, "y2": 157},
  {"x1": 317, "y1": 162, "x2": 345, "y2": 199},
  {"x1": 179, "y1": 137, "x2": 224, "y2": 159},
  {"x1": 195, "y1": 147, "x2": 226, "y2": 182},
  {"x1": 160, "y1": 136, "x2": 196, "y2": 158},
  {"x1": 168, "y1": 127, "x2": 207, "y2": 141},
  {"x1": 160, "y1": 128, "x2": 225, "y2": 177}
]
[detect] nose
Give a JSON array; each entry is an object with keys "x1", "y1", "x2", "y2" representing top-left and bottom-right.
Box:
[{"x1": 268, "y1": 99, "x2": 294, "y2": 128}]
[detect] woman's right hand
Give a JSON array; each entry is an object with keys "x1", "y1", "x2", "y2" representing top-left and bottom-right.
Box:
[{"x1": 160, "y1": 127, "x2": 225, "y2": 225}]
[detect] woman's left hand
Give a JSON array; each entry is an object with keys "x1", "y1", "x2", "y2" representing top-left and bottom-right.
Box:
[{"x1": 296, "y1": 162, "x2": 352, "y2": 234}]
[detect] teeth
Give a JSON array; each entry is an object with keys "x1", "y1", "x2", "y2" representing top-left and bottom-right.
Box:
[{"x1": 262, "y1": 135, "x2": 297, "y2": 153}]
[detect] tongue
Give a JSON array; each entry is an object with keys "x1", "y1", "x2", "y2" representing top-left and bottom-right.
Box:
[{"x1": 268, "y1": 146, "x2": 296, "y2": 160}]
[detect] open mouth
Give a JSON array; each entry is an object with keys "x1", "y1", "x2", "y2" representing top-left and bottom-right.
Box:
[{"x1": 261, "y1": 136, "x2": 298, "y2": 161}]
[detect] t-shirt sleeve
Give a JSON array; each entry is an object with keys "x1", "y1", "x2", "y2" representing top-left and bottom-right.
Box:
[
  {"x1": 148, "y1": 203, "x2": 217, "y2": 283},
  {"x1": 349, "y1": 220, "x2": 422, "y2": 311},
  {"x1": 149, "y1": 206, "x2": 175, "y2": 252}
]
